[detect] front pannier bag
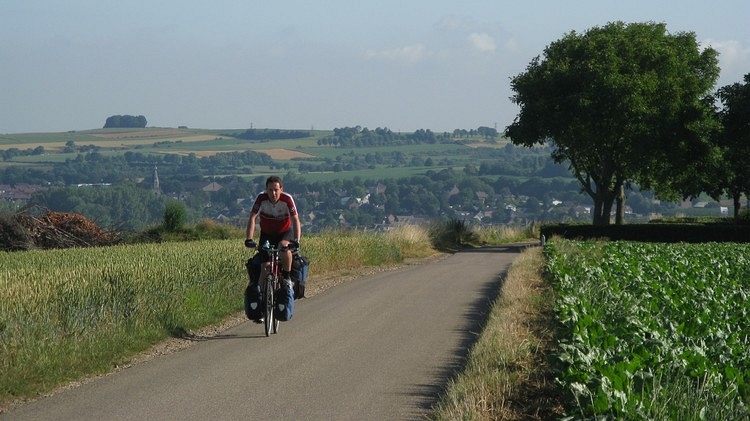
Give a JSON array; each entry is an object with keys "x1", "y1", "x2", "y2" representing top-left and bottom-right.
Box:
[
  {"x1": 244, "y1": 283, "x2": 263, "y2": 321},
  {"x1": 275, "y1": 280, "x2": 294, "y2": 321}
]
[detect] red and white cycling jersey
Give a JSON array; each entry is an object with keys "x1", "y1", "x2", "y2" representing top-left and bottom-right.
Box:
[{"x1": 251, "y1": 192, "x2": 298, "y2": 235}]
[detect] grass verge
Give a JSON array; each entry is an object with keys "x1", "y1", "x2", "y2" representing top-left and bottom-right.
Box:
[{"x1": 430, "y1": 246, "x2": 564, "y2": 420}]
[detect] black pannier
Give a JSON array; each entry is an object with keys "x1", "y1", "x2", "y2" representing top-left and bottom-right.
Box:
[
  {"x1": 291, "y1": 252, "x2": 309, "y2": 299},
  {"x1": 243, "y1": 283, "x2": 263, "y2": 321},
  {"x1": 246, "y1": 253, "x2": 262, "y2": 284}
]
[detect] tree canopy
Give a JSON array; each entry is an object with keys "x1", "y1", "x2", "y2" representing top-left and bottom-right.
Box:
[
  {"x1": 104, "y1": 115, "x2": 147, "y2": 128},
  {"x1": 505, "y1": 21, "x2": 720, "y2": 225},
  {"x1": 716, "y1": 73, "x2": 750, "y2": 217}
]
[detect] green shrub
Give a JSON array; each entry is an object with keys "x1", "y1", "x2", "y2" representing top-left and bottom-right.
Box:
[
  {"x1": 429, "y1": 218, "x2": 480, "y2": 250},
  {"x1": 163, "y1": 200, "x2": 187, "y2": 232}
]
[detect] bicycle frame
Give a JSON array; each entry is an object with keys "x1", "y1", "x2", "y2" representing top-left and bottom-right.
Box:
[
  {"x1": 259, "y1": 241, "x2": 297, "y2": 286},
  {"x1": 253, "y1": 241, "x2": 298, "y2": 336}
]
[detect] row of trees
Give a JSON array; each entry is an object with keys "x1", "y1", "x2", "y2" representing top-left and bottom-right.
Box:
[
  {"x1": 229, "y1": 129, "x2": 312, "y2": 141},
  {"x1": 103, "y1": 115, "x2": 147, "y2": 128},
  {"x1": 506, "y1": 21, "x2": 749, "y2": 225},
  {"x1": 317, "y1": 126, "x2": 453, "y2": 147}
]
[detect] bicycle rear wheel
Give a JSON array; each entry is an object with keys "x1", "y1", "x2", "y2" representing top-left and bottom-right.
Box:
[
  {"x1": 272, "y1": 301, "x2": 280, "y2": 334},
  {"x1": 264, "y1": 276, "x2": 274, "y2": 337}
]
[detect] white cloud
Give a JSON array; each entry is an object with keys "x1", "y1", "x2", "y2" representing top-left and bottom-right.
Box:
[
  {"x1": 469, "y1": 32, "x2": 496, "y2": 53},
  {"x1": 704, "y1": 39, "x2": 750, "y2": 85},
  {"x1": 365, "y1": 44, "x2": 429, "y2": 63}
]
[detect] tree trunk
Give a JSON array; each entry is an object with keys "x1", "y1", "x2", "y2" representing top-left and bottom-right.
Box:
[
  {"x1": 592, "y1": 190, "x2": 615, "y2": 226},
  {"x1": 733, "y1": 193, "x2": 741, "y2": 218},
  {"x1": 592, "y1": 199, "x2": 604, "y2": 226},
  {"x1": 585, "y1": 176, "x2": 618, "y2": 226},
  {"x1": 602, "y1": 198, "x2": 614, "y2": 226},
  {"x1": 615, "y1": 184, "x2": 625, "y2": 225}
]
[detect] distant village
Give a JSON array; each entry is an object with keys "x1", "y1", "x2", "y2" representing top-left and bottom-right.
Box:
[{"x1": 1, "y1": 178, "x2": 733, "y2": 232}]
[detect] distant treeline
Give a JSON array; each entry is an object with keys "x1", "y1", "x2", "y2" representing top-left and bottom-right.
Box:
[
  {"x1": 318, "y1": 126, "x2": 450, "y2": 147},
  {"x1": 103, "y1": 115, "x2": 147, "y2": 129},
  {"x1": 228, "y1": 129, "x2": 312, "y2": 141},
  {"x1": 317, "y1": 126, "x2": 499, "y2": 148}
]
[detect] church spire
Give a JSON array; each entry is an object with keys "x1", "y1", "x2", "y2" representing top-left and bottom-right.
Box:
[{"x1": 153, "y1": 166, "x2": 161, "y2": 193}]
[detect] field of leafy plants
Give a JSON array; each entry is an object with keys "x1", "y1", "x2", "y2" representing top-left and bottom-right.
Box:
[{"x1": 544, "y1": 239, "x2": 749, "y2": 419}]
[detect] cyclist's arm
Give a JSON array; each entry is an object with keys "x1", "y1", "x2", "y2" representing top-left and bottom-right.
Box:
[
  {"x1": 246, "y1": 212, "x2": 258, "y2": 241},
  {"x1": 292, "y1": 213, "x2": 301, "y2": 241}
]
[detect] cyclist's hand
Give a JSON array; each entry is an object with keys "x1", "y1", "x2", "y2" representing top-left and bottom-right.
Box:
[
  {"x1": 290, "y1": 239, "x2": 300, "y2": 250},
  {"x1": 244, "y1": 239, "x2": 256, "y2": 248}
]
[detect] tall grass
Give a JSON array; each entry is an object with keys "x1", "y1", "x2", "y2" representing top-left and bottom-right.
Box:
[
  {"x1": 1, "y1": 241, "x2": 243, "y2": 401},
  {"x1": 477, "y1": 221, "x2": 541, "y2": 244},
  {"x1": 0, "y1": 226, "x2": 439, "y2": 405}
]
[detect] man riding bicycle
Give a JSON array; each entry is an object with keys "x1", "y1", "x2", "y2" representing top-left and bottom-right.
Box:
[{"x1": 245, "y1": 175, "x2": 302, "y2": 290}]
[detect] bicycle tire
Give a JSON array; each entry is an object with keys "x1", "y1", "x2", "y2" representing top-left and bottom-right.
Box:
[
  {"x1": 264, "y1": 275, "x2": 274, "y2": 337},
  {"x1": 272, "y1": 303, "x2": 280, "y2": 334},
  {"x1": 271, "y1": 276, "x2": 280, "y2": 334}
]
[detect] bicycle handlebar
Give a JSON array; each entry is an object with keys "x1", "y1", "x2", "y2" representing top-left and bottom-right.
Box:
[{"x1": 245, "y1": 239, "x2": 299, "y2": 253}]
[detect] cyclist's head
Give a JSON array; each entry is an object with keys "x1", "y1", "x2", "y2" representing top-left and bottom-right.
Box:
[
  {"x1": 266, "y1": 175, "x2": 283, "y2": 188},
  {"x1": 265, "y1": 176, "x2": 283, "y2": 203}
]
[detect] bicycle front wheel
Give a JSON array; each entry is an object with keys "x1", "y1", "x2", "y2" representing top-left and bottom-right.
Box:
[
  {"x1": 271, "y1": 278, "x2": 280, "y2": 334},
  {"x1": 264, "y1": 276, "x2": 274, "y2": 337}
]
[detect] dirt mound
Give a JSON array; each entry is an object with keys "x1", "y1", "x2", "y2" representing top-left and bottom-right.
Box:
[{"x1": 0, "y1": 209, "x2": 120, "y2": 251}]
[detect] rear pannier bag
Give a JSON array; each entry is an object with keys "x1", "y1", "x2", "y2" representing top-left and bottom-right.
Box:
[{"x1": 291, "y1": 253, "x2": 309, "y2": 299}]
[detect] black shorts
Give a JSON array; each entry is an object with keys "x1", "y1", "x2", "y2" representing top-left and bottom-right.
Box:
[{"x1": 258, "y1": 230, "x2": 294, "y2": 262}]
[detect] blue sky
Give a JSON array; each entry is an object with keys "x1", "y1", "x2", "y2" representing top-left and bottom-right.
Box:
[{"x1": 1, "y1": 0, "x2": 748, "y2": 133}]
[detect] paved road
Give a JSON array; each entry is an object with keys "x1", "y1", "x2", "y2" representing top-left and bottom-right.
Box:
[{"x1": 2, "y1": 244, "x2": 530, "y2": 421}]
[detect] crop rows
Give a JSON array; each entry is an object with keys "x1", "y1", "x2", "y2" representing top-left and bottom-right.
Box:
[{"x1": 545, "y1": 239, "x2": 749, "y2": 419}]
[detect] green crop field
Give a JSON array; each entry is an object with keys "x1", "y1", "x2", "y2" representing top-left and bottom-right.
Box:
[{"x1": 545, "y1": 239, "x2": 750, "y2": 419}]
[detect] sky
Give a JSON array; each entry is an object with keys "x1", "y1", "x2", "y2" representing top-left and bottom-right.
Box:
[{"x1": 1, "y1": 0, "x2": 748, "y2": 134}]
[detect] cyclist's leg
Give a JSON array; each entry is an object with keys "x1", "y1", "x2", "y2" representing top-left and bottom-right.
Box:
[{"x1": 277, "y1": 230, "x2": 295, "y2": 281}]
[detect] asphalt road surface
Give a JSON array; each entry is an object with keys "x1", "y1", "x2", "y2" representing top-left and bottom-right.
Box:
[{"x1": 2, "y1": 244, "x2": 531, "y2": 421}]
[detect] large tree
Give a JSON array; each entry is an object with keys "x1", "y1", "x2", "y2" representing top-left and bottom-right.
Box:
[
  {"x1": 505, "y1": 22, "x2": 719, "y2": 225},
  {"x1": 716, "y1": 73, "x2": 750, "y2": 218}
]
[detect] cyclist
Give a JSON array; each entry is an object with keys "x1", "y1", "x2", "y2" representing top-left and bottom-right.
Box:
[{"x1": 245, "y1": 175, "x2": 302, "y2": 290}]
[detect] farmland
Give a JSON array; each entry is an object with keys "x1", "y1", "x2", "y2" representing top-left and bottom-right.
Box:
[
  {"x1": 0, "y1": 127, "x2": 516, "y2": 181},
  {"x1": 545, "y1": 239, "x2": 750, "y2": 419}
]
